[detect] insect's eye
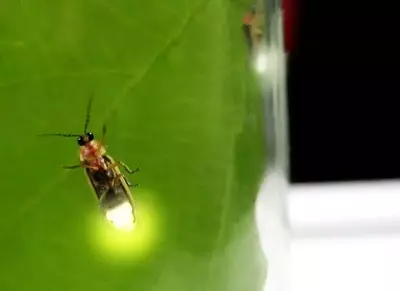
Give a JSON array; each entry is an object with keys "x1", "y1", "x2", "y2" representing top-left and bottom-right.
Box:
[
  {"x1": 88, "y1": 132, "x2": 94, "y2": 141},
  {"x1": 78, "y1": 137, "x2": 85, "y2": 146}
]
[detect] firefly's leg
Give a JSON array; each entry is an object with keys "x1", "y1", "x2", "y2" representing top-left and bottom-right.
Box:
[
  {"x1": 123, "y1": 176, "x2": 132, "y2": 186},
  {"x1": 109, "y1": 173, "x2": 138, "y2": 188},
  {"x1": 110, "y1": 173, "x2": 125, "y2": 187},
  {"x1": 62, "y1": 165, "x2": 81, "y2": 169},
  {"x1": 62, "y1": 162, "x2": 97, "y2": 170},
  {"x1": 106, "y1": 161, "x2": 139, "y2": 174},
  {"x1": 123, "y1": 176, "x2": 139, "y2": 187},
  {"x1": 119, "y1": 161, "x2": 140, "y2": 174}
]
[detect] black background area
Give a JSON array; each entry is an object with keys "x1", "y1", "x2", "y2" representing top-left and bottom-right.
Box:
[{"x1": 287, "y1": 1, "x2": 400, "y2": 183}]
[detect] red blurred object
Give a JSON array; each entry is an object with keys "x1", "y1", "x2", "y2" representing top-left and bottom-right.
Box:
[
  {"x1": 282, "y1": 0, "x2": 298, "y2": 53},
  {"x1": 242, "y1": 11, "x2": 254, "y2": 25}
]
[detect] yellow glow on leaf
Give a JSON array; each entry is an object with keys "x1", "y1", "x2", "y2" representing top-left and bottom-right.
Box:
[{"x1": 86, "y1": 190, "x2": 162, "y2": 264}]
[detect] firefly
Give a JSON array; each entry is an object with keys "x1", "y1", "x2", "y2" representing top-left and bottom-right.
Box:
[{"x1": 39, "y1": 95, "x2": 139, "y2": 231}]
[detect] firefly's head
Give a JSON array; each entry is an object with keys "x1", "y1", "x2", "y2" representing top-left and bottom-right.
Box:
[{"x1": 78, "y1": 132, "x2": 94, "y2": 146}]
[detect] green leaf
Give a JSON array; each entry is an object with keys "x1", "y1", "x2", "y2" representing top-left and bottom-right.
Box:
[{"x1": 0, "y1": 0, "x2": 267, "y2": 290}]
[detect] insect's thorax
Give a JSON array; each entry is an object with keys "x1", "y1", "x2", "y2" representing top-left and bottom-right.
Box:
[{"x1": 80, "y1": 140, "x2": 107, "y2": 170}]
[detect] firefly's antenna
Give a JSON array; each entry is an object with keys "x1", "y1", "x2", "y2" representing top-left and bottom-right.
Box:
[
  {"x1": 84, "y1": 94, "x2": 94, "y2": 134},
  {"x1": 37, "y1": 133, "x2": 81, "y2": 137}
]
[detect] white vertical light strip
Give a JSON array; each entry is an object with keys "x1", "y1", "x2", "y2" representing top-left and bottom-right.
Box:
[{"x1": 256, "y1": 170, "x2": 291, "y2": 291}]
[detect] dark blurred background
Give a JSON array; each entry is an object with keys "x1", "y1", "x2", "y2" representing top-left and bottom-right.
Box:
[{"x1": 286, "y1": 0, "x2": 400, "y2": 183}]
